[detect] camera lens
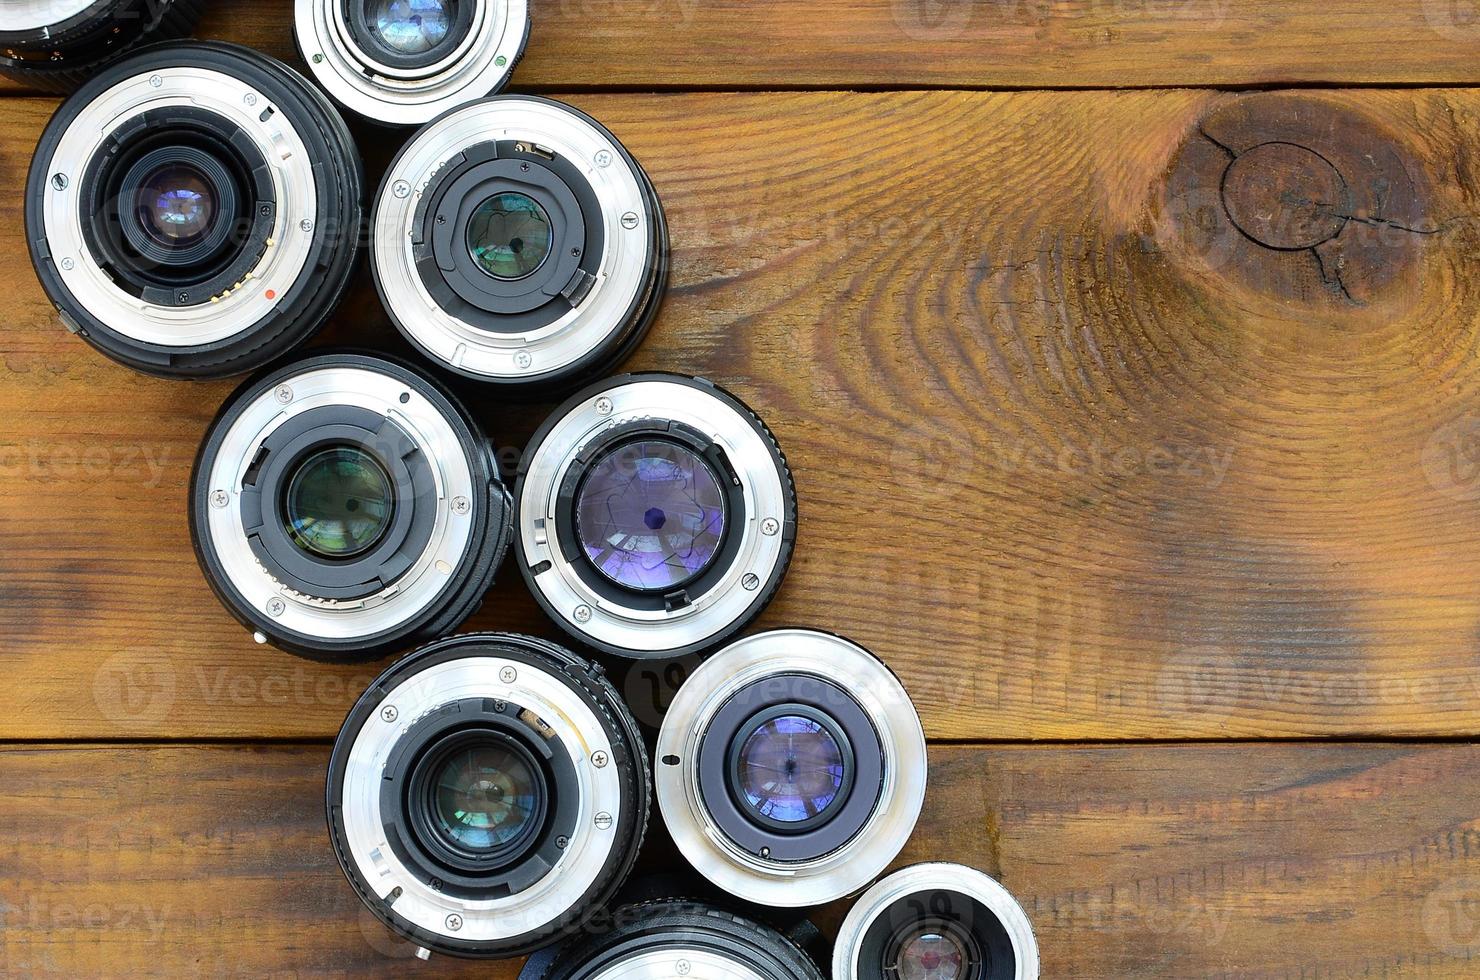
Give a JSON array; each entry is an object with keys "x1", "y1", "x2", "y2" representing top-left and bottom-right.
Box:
[
  {"x1": 25, "y1": 41, "x2": 363, "y2": 379},
  {"x1": 0, "y1": 0, "x2": 205, "y2": 92},
  {"x1": 520, "y1": 901, "x2": 824, "y2": 980},
  {"x1": 372, "y1": 96, "x2": 669, "y2": 389},
  {"x1": 655, "y1": 629, "x2": 926, "y2": 907},
  {"x1": 190, "y1": 352, "x2": 513, "y2": 662},
  {"x1": 516, "y1": 375, "x2": 796, "y2": 659},
  {"x1": 328, "y1": 633, "x2": 650, "y2": 959},
  {"x1": 834, "y1": 865, "x2": 1040, "y2": 980},
  {"x1": 296, "y1": 0, "x2": 529, "y2": 125}
]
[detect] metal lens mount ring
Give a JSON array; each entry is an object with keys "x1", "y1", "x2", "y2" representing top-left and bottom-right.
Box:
[
  {"x1": 516, "y1": 374, "x2": 797, "y2": 659},
  {"x1": 519, "y1": 901, "x2": 824, "y2": 980},
  {"x1": 372, "y1": 96, "x2": 668, "y2": 389},
  {"x1": 655, "y1": 630, "x2": 927, "y2": 907},
  {"x1": 190, "y1": 352, "x2": 512, "y2": 661},
  {"x1": 328, "y1": 633, "x2": 650, "y2": 959},
  {"x1": 24, "y1": 41, "x2": 363, "y2": 378},
  {"x1": 833, "y1": 864, "x2": 1041, "y2": 980},
  {"x1": 296, "y1": 0, "x2": 529, "y2": 125},
  {"x1": 0, "y1": 0, "x2": 207, "y2": 93}
]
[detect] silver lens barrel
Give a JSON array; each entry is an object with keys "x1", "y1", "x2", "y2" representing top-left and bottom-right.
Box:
[
  {"x1": 25, "y1": 41, "x2": 363, "y2": 378},
  {"x1": 833, "y1": 864, "x2": 1040, "y2": 980},
  {"x1": 516, "y1": 374, "x2": 796, "y2": 659},
  {"x1": 328, "y1": 633, "x2": 650, "y2": 958},
  {"x1": 295, "y1": 0, "x2": 529, "y2": 125},
  {"x1": 655, "y1": 629, "x2": 927, "y2": 907},
  {"x1": 372, "y1": 96, "x2": 668, "y2": 390},
  {"x1": 190, "y1": 352, "x2": 511, "y2": 661}
]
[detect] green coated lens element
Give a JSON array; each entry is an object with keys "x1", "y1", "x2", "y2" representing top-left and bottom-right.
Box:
[
  {"x1": 433, "y1": 743, "x2": 541, "y2": 851},
  {"x1": 467, "y1": 191, "x2": 553, "y2": 281},
  {"x1": 283, "y1": 446, "x2": 394, "y2": 560}
]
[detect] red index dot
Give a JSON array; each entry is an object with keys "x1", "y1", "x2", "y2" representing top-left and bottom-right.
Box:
[{"x1": 265, "y1": 289, "x2": 277, "y2": 300}]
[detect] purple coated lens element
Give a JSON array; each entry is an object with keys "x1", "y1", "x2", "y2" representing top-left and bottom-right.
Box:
[
  {"x1": 735, "y1": 714, "x2": 846, "y2": 825},
  {"x1": 575, "y1": 439, "x2": 726, "y2": 592}
]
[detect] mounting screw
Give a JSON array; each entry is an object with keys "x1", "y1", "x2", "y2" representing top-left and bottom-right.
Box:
[
  {"x1": 299, "y1": 219, "x2": 313, "y2": 233},
  {"x1": 177, "y1": 291, "x2": 190, "y2": 304},
  {"x1": 149, "y1": 75, "x2": 162, "y2": 88},
  {"x1": 445, "y1": 914, "x2": 462, "y2": 932},
  {"x1": 595, "y1": 396, "x2": 613, "y2": 415},
  {"x1": 381, "y1": 705, "x2": 398, "y2": 723},
  {"x1": 210, "y1": 490, "x2": 229, "y2": 509},
  {"x1": 51, "y1": 173, "x2": 68, "y2": 191},
  {"x1": 761, "y1": 518, "x2": 780, "y2": 536},
  {"x1": 743, "y1": 573, "x2": 761, "y2": 591},
  {"x1": 451, "y1": 496, "x2": 471, "y2": 515},
  {"x1": 266, "y1": 598, "x2": 286, "y2": 617},
  {"x1": 393, "y1": 180, "x2": 411, "y2": 199},
  {"x1": 574, "y1": 605, "x2": 592, "y2": 623},
  {"x1": 594, "y1": 812, "x2": 613, "y2": 831},
  {"x1": 677, "y1": 961, "x2": 692, "y2": 976},
  {"x1": 621, "y1": 212, "x2": 639, "y2": 230},
  {"x1": 274, "y1": 385, "x2": 293, "y2": 404},
  {"x1": 244, "y1": 93, "x2": 257, "y2": 107},
  {"x1": 500, "y1": 666, "x2": 517, "y2": 683},
  {"x1": 595, "y1": 149, "x2": 613, "y2": 168},
  {"x1": 515, "y1": 351, "x2": 532, "y2": 369},
  {"x1": 556, "y1": 835, "x2": 570, "y2": 849},
  {"x1": 592, "y1": 751, "x2": 609, "y2": 768},
  {"x1": 60, "y1": 257, "x2": 74, "y2": 271}
]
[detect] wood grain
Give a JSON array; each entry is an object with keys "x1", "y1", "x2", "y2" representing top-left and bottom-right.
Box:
[
  {"x1": 4, "y1": 742, "x2": 1479, "y2": 978},
  {"x1": 7, "y1": 86, "x2": 1480, "y2": 740},
  {"x1": 10, "y1": 0, "x2": 1480, "y2": 94}
]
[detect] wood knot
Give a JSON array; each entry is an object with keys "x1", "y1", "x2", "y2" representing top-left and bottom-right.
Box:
[{"x1": 1161, "y1": 93, "x2": 1437, "y2": 307}]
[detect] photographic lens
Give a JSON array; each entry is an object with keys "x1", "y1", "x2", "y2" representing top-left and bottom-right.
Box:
[
  {"x1": 521, "y1": 901, "x2": 824, "y2": 980},
  {"x1": 517, "y1": 375, "x2": 795, "y2": 659},
  {"x1": 468, "y1": 191, "x2": 553, "y2": 280},
  {"x1": 26, "y1": 42, "x2": 363, "y2": 379},
  {"x1": 0, "y1": 0, "x2": 206, "y2": 93},
  {"x1": 328, "y1": 633, "x2": 650, "y2": 959},
  {"x1": 297, "y1": 0, "x2": 529, "y2": 125},
  {"x1": 371, "y1": 0, "x2": 454, "y2": 55},
  {"x1": 431, "y1": 740, "x2": 540, "y2": 850},
  {"x1": 373, "y1": 96, "x2": 669, "y2": 389},
  {"x1": 575, "y1": 439, "x2": 727, "y2": 593},
  {"x1": 656, "y1": 630, "x2": 925, "y2": 907},
  {"x1": 834, "y1": 865, "x2": 1040, "y2": 980},
  {"x1": 283, "y1": 447, "x2": 396, "y2": 560},
  {"x1": 137, "y1": 164, "x2": 216, "y2": 247},
  {"x1": 191, "y1": 353, "x2": 513, "y2": 661},
  {"x1": 733, "y1": 713, "x2": 846, "y2": 827}
]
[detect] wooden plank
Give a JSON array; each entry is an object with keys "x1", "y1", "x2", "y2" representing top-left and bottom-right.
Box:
[
  {"x1": 6, "y1": 86, "x2": 1480, "y2": 741},
  {"x1": 7, "y1": 0, "x2": 1480, "y2": 94},
  {"x1": 3, "y1": 742, "x2": 1479, "y2": 977}
]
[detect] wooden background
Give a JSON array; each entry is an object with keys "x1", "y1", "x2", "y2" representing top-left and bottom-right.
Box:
[{"x1": 5, "y1": 1, "x2": 1480, "y2": 976}]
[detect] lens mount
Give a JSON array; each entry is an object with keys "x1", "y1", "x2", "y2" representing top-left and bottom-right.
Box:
[
  {"x1": 26, "y1": 41, "x2": 363, "y2": 379},
  {"x1": 0, "y1": 0, "x2": 206, "y2": 92},
  {"x1": 296, "y1": 0, "x2": 529, "y2": 125},
  {"x1": 373, "y1": 96, "x2": 668, "y2": 389},
  {"x1": 656, "y1": 630, "x2": 926, "y2": 907},
  {"x1": 190, "y1": 352, "x2": 513, "y2": 661},
  {"x1": 328, "y1": 633, "x2": 650, "y2": 959},
  {"x1": 520, "y1": 901, "x2": 824, "y2": 980},
  {"x1": 516, "y1": 374, "x2": 796, "y2": 660},
  {"x1": 833, "y1": 864, "x2": 1040, "y2": 980}
]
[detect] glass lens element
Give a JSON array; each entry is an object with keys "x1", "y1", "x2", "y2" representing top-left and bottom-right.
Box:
[
  {"x1": 283, "y1": 447, "x2": 394, "y2": 559},
  {"x1": 467, "y1": 192, "x2": 554, "y2": 281},
  {"x1": 369, "y1": 0, "x2": 452, "y2": 55},
  {"x1": 433, "y1": 743, "x2": 540, "y2": 851},
  {"x1": 575, "y1": 439, "x2": 727, "y2": 592},
  {"x1": 735, "y1": 714, "x2": 846, "y2": 825},
  {"x1": 886, "y1": 923, "x2": 979, "y2": 980},
  {"x1": 136, "y1": 164, "x2": 216, "y2": 247}
]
